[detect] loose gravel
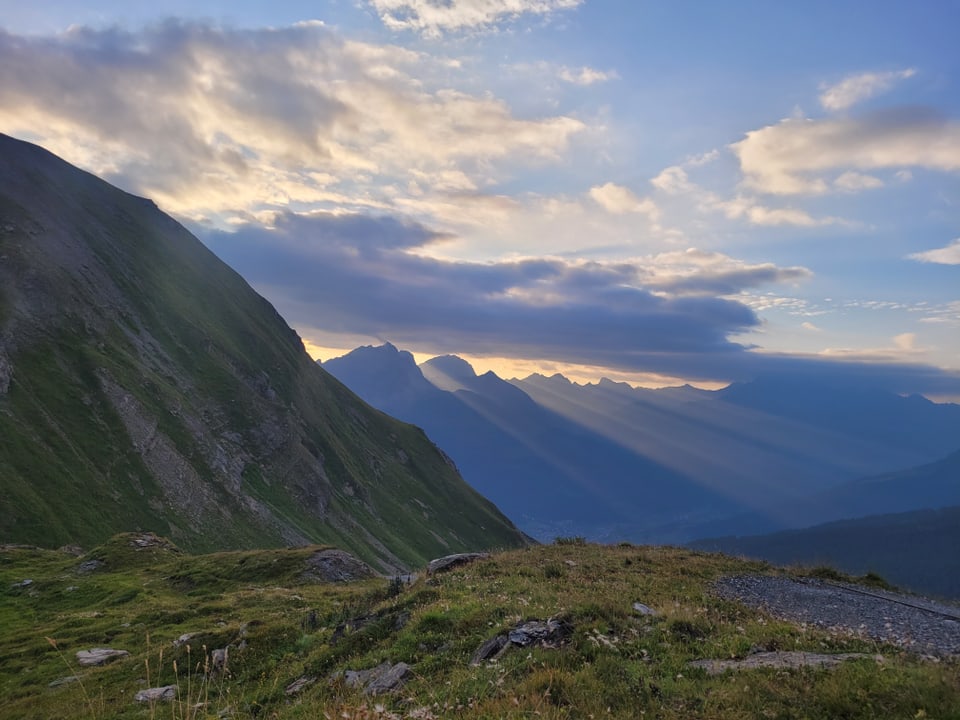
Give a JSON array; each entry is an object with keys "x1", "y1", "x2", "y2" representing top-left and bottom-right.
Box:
[{"x1": 715, "y1": 575, "x2": 960, "y2": 658}]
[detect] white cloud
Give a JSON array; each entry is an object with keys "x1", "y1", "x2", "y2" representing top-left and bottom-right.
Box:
[
  {"x1": 0, "y1": 22, "x2": 586, "y2": 221},
  {"x1": 801, "y1": 322, "x2": 821, "y2": 332},
  {"x1": 732, "y1": 113, "x2": 960, "y2": 195},
  {"x1": 368, "y1": 0, "x2": 582, "y2": 36},
  {"x1": 650, "y1": 166, "x2": 694, "y2": 194},
  {"x1": 819, "y1": 68, "x2": 916, "y2": 111},
  {"x1": 715, "y1": 196, "x2": 843, "y2": 227},
  {"x1": 558, "y1": 66, "x2": 617, "y2": 85},
  {"x1": 908, "y1": 238, "x2": 960, "y2": 265},
  {"x1": 588, "y1": 182, "x2": 659, "y2": 218},
  {"x1": 833, "y1": 170, "x2": 884, "y2": 192}
]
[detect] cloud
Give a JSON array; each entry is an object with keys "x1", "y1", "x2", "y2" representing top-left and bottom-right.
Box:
[
  {"x1": 908, "y1": 238, "x2": 960, "y2": 265},
  {"x1": 731, "y1": 110, "x2": 960, "y2": 195},
  {"x1": 819, "y1": 68, "x2": 916, "y2": 111},
  {"x1": 0, "y1": 22, "x2": 585, "y2": 221},
  {"x1": 833, "y1": 170, "x2": 884, "y2": 192},
  {"x1": 558, "y1": 66, "x2": 617, "y2": 85},
  {"x1": 588, "y1": 183, "x2": 659, "y2": 218},
  {"x1": 195, "y1": 210, "x2": 960, "y2": 395},
  {"x1": 202, "y1": 210, "x2": 788, "y2": 372},
  {"x1": 367, "y1": 0, "x2": 583, "y2": 36},
  {"x1": 801, "y1": 322, "x2": 821, "y2": 332}
]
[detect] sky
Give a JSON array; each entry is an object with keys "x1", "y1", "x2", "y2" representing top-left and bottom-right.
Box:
[{"x1": 1, "y1": 1, "x2": 959, "y2": 397}]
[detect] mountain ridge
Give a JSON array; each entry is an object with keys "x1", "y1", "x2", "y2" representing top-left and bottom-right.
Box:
[{"x1": 0, "y1": 134, "x2": 527, "y2": 570}]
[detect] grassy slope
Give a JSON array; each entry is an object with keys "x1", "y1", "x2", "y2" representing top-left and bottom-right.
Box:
[
  {"x1": 0, "y1": 134, "x2": 526, "y2": 569},
  {"x1": 1, "y1": 539, "x2": 957, "y2": 720}
]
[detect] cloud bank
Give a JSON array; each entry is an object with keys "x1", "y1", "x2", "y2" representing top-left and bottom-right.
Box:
[
  {"x1": 368, "y1": 0, "x2": 583, "y2": 36},
  {"x1": 0, "y1": 22, "x2": 585, "y2": 221},
  {"x1": 203, "y1": 211, "x2": 960, "y2": 395}
]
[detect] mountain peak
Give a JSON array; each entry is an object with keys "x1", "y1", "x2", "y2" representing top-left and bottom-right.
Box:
[{"x1": 421, "y1": 354, "x2": 477, "y2": 391}]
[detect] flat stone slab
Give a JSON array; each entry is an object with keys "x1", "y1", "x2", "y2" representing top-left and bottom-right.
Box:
[
  {"x1": 76, "y1": 648, "x2": 130, "y2": 666},
  {"x1": 427, "y1": 553, "x2": 490, "y2": 575},
  {"x1": 134, "y1": 685, "x2": 178, "y2": 702},
  {"x1": 689, "y1": 651, "x2": 881, "y2": 676}
]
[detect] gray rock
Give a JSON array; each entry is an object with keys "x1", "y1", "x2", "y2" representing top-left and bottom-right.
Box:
[
  {"x1": 507, "y1": 618, "x2": 570, "y2": 647},
  {"x1": 333, "y1": 661, "x2": 413, "y2": 696},
  {"x1": 76, "y1": 559, "x2": 105, "y2": 574},
  {"x1": 173, "y1": 633, "x2": 197, "y2": 647},
  {"x1": 632, "y1": 602, "x2": 658, "y2": 616},
  {"x1": 364, "y1": 662, "x2": 412, "y2": 696},
  {"x1": 211, "y1": 647, "x2": 228, "y2": 674},
  {"x1": 48, "y1": 676, "x2": 79, "y2": 688},
  {"x1": 134, "y1": 685, "x2": 178, "y2": 702},
  {"x1": 285, "y1": 675, "x2": 317, "y2": 696},
  {"x1": 300, "y1": 548, "x2": 375, "y2": 583},
  {"x1": 688, "y1": 651, "x2": 881, "y2": 675},
  {"x1": 77, "y1": 648, "x2": 130, "y2": 666},
  {"x1": 427, "y1": 553, "x2": 490, "y2": 575},
  {"x1": 470, "y1": 635, "x2": 508, "y2": 666}
]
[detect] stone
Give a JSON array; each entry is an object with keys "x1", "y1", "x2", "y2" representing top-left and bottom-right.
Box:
[
  {"x1": 364, "y1": 662, "x2": 412, "y2": 696},
  {"x1": 427, "y1": 553, "x2": 490, "y2": 575},
  {"x1": 77, "y1": 648, "x2": 130, "y2": 666},
  {"x1": 48, "y1": 676, "x2": 79, "y2": 688},
  {"x1": 299, "y1": 548, "x2": 375, "y2": 583},
  {"x1": 688, "y1": 651, "x2": 881, "y2": 676},
  {"x1": 285, "y1": 675, "x2": 317, "y2": 696},
  {"x1": 134, "y1": 685, "x2": 178, "y2": 702},
  {"x1": 507, "y1": 618, "x2": 571, "y2": 648},
  {"x1": 470, "y1": 635, "x2": 508, "y2": 666},
  {"x1": 76, "y1": 559, "x2": 105, "y2": 574},
  {"x1": 632, "y1": 602, "x2": 658, "y2": 616},
  {"x1": 173, "y1": 633, "x2": 197, "y2": 647},
  {"x1": 332, "y1": 661, "x2": 412, "y2": 696},
  {"x1": 211, "y1": 647, "x2": 228, "y2": 674}
]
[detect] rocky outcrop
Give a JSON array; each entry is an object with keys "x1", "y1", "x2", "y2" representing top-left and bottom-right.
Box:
[
  {"x1": 689, "y1": 651, "x2": 882, "y2": 675},
  {"x1": 471, "y1": 617, "x2": 573, "y2": 665},
  {"x1": 76, "y1": 648, "x2": 129, "y2": 666},
  {"x1": 134, "y1": 686, "x2": 177, "y2": 702},
  {"x1": 427, "y1": 553, "x2": 490, "y2": 575},
  {"x1": 331, "y1": 661, "x2": 413, "y2": 696},
  {"x1": 300, "y1": 549, "x2": 375, "y2": 583}
]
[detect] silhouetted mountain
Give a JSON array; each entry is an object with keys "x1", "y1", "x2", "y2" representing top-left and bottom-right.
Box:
[
  {"x1": 689, "y1": 505, "x2": 960, "y2": 600},
  {"x1": 326, "y1": 343, "x2": 960, "y2": 543},
  {"x1": 324, "y1": 346, "x2": 735, "y2": 541},
  {"x1": 0, "y1": 135, "x2": 526, "y2": 571}
]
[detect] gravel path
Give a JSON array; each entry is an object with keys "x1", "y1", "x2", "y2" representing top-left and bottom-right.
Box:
[{"x1": 715, "y1": 576, "x2": 960, "y2": 658}]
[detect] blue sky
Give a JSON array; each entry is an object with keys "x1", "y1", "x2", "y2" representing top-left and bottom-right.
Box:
[{"x1": 2, "y1": 1, "x2": 958, "y2": 396}]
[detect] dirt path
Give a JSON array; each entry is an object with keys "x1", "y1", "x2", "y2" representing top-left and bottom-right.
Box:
[{"x1": 715, "y1": 575, "x2": 960, "y2": 658}]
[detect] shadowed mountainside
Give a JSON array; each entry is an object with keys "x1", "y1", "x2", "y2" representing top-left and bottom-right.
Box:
[
  {"x1": 325, "y1": 344, "x2": 960, "y2": 543},
  {"x1": 0, "y1": 134, "x2": 527, "y2": 571}
]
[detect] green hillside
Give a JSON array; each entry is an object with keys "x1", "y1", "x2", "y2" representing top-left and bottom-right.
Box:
[
  {"x1": 1, "y1": 539, "x2": 956, "y2": 719},
  {"x1": 0, "y1": 134, "x2": 526, "y2": 571}
]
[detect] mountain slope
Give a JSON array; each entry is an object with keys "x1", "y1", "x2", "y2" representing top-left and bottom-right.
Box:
[
  {"x1": 324, "y1": 345, "x2": 736, "y2": 542},
  {"x1": 688, "y1": 505, "x2": 960, "y2": 599},
  {"x1": 0, "y1": 134, "x2": 526, "y2": 570}
]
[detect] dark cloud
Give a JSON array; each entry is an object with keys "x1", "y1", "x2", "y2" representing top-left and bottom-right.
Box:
[{"x1": 202, "y1": 211, "x2": 960, "y2": 396}]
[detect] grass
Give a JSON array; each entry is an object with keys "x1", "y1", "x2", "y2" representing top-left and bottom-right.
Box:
[{"x1": 1, "y1": 537, "x2": 957, "y2": 719}]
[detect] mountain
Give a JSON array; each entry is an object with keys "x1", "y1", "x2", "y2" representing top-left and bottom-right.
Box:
[
  {"x1": 0, "y1": 134, "x2": 526, "y2": 571},
  {"x1": 325, "y1": 344, "x2": 960, "y2": 543},
  {"x1": 324, "y1": 345, "x2": 739, "y2": 542},
  {"x1": 688, "y1": 505, "x2": 960, "y2": 599}
]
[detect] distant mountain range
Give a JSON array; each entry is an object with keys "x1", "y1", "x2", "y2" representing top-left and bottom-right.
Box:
[
  {"x1": 323, "y1": 343, "x2": 960, "y2": 542},
  {"x1": 0, "y1": 135, "x2": 527, "y2": 571}
]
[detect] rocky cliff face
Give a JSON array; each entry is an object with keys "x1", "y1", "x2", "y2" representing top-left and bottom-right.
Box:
[{"x1": 0, "y1": 134, "x2": 526, "y2": 571}]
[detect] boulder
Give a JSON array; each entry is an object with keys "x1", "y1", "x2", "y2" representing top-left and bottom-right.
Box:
[
  {"x1": 285, "y1": 675, "x2": 317, "y2": 696},
  {"x1": 134, "y1": 686, "x2": 177, "y2": 702},
  {"x1": 427, "y1": 553, "x2": 490, "y2": 575},
  {"x1": 332, "y1": 661, "x2": 412, "y2": 696},
  {"x1": 300, "y1": 549, "x2": 375, "y2": 583},
  {"x1": 632, "y1": 602, "x2": 658, "y2": 616},
  {"x1": 688, "y1": 651, "x2": 881, "y2": 675},
  {"x1": 77, "y1": 648, "x2": 129, "y2": 666}
]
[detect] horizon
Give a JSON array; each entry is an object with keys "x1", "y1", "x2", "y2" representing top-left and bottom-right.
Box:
[{"x1": 2, "y1": 1, "x2": 958, "y2": 397}]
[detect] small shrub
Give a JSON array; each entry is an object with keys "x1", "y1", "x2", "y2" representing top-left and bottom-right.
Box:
[
  {"x1": 543, "y1": 562, "x2": 565, "y2": 579},
  {"x1": 554, "y1": 536, "x2": 586, "y2": 546}
]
